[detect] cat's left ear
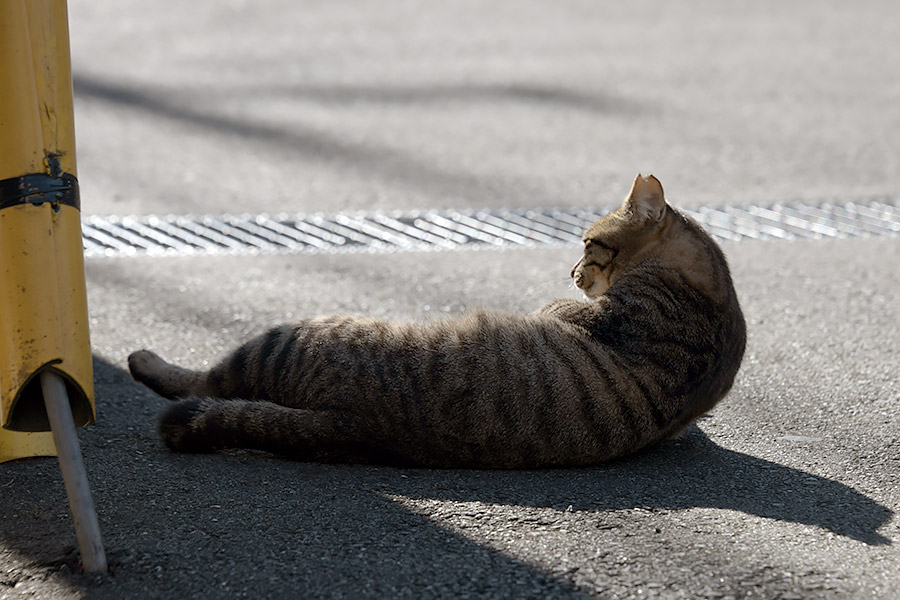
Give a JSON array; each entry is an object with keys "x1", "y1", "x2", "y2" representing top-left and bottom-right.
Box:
[{"x1": 624, "y1": 173, "x2": 666, "y2": 223}]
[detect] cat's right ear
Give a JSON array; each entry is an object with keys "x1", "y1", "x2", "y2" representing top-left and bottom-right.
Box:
[{"x1": 623, "y1": 173, "x2": 666, "y2": 223}]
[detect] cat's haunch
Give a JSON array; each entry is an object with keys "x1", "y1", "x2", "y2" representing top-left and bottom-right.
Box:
[{"x1": 129, "y1": 174, "x2": 746, "y2": 468}]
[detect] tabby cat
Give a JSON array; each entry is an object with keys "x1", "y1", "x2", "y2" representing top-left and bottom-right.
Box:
[{"x1": 128, "y1": 174, "x2": 746, "y2": 468}]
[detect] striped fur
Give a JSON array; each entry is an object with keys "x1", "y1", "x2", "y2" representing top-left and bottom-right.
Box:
[{"x1": 129, "y1": 174, "x2": 746, "y2": 468}]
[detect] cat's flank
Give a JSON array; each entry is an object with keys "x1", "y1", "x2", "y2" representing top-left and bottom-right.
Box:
[{"x1": 129, "y1": 174, "x2": 746, "y2": 468}]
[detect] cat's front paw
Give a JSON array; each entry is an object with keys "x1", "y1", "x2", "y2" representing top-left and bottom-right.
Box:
[{"x1": 158, "y1": 398, "x2": 211, "y2": 453}]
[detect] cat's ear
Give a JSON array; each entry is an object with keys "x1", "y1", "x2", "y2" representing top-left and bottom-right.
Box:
[{"x1": 624, "y1": 173, "x2": 666, "y2": 223}]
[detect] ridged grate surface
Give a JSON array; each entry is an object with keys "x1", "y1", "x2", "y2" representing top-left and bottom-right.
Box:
[{"x1": 81, "y1": 198, "x2": 900, "y2": 257}]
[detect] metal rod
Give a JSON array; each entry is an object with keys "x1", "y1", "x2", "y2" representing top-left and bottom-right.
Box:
[{"x1": 40, "y1": 370, "x2": 107, "y2": 573}]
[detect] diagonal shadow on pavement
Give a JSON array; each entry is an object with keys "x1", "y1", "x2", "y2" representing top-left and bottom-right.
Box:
[
  {"x1": 72, "y1": 74, "x2": 644, "y2": 210},
  {"x1": 165, "y1": 81, "x2": 647, "y2": 116}
]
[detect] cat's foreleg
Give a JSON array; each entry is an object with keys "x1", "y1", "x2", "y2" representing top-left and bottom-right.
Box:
[{"x1": 535, "y1": 298, "x2": 609, "y2": 330}]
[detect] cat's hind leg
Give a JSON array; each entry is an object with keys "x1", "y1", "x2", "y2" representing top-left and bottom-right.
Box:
[
  {"x1": 159, "y1": 398, "x2": 363, "y2": 460},
  {"x1": 128, "y1": 350, "x2": 207, "y2": 400}
]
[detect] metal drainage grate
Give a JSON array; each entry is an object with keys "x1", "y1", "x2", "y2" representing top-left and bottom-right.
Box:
[{"x1": 81, "y1": 198, "x2": 900, "y2": 258}]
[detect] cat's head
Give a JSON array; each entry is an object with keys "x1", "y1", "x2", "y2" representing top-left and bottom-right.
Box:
[{"x1": 572, "y1": 173, "x2": 675, "y2": 299}]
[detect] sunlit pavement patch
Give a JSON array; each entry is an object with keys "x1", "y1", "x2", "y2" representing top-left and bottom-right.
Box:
[{"x1": 81, "y1": 197, "x2": 900, "y2": 258}]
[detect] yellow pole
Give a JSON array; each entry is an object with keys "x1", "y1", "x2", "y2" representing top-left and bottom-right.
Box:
[{"x1": 0, "y1": 0, "x2": 106, "y2": 572}]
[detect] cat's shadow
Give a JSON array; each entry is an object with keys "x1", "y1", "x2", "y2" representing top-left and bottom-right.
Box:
[{"x1": 383, "y1": 424, "x2": 893, "y2": 546}]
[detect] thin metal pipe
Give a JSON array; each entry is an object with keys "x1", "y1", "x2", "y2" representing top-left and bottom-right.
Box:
[{"x1": 40, "y1": 370, "x2": 107, "y2": 573}]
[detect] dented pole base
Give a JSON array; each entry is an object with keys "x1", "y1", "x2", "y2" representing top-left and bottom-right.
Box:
[{"x1": 40, "y1": 370, "x2": 107, "y2": 573}]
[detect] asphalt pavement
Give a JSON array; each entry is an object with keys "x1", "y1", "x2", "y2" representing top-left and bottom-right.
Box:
[
  {"x1": 2, "y1": 240, "x2": 899, "y2": 598},
  {"x1": 68, "y1": 0, "x2": 899, "y2": 217},
  {"x1": 2, "y1": 1, "x2": 899, "y2": 599}
]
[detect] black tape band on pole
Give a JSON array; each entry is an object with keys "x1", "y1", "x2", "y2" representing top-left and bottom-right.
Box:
[{"x1": 0, "y1": 173, "x2": 80, "y2": 211}]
